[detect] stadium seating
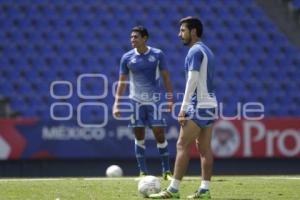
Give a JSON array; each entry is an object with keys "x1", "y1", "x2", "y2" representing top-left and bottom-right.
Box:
[
  {"x1": 0, "y1": 0, "x2": 299, "y2": 120},
  {"x1": 289, "y1": 0, "x2": 300, "y2": 11}
]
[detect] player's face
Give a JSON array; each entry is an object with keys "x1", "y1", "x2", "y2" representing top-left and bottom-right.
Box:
[
  {"x1": 131, "y1": 32, "x2": 146, "y2": 48},
  {"x1": 178, "y1": 23, "x2": 191, "y2": 46}
]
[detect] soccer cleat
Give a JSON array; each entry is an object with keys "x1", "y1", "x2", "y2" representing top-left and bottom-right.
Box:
[
  {"x1": 134, "y1": 172, "x2": 147, "y2": 181},
  {"x1": 149, "y1": 189, "x2": 180, "y2": 199},
  {"x1": 139, "y1": 171, "x2": 147, "y2": 176},
  {"x1": 162, "y1": 171, "x2": 173, "y2": 181},
  {"x1": 187, "y1": 190, "x2": 211, "y2": 199}
]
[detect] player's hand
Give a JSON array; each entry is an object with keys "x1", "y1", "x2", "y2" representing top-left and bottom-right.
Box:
[
  {"x1": 178, "y1": 110, "x2": 186, "y2": 126},
  {"x1": 113, "y1": 103, "x2": 121, "y2": 118}
]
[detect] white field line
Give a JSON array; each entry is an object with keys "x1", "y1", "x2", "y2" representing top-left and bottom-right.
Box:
[
  {"x1": 259, "y1": 177, "x2": 300, "y2": 180},
  {"x1": 83, "y1": 177, "x2": 201, "y2": 181},
  {"x1": 0, "y1": 177, "x2": 135, "y2": 182},
  {"x1": 0, "y1": 177, "x2": 199, "y2": 182},
  {"x1": 0, "y1": 176, "x2": 299, "y2": 182}
]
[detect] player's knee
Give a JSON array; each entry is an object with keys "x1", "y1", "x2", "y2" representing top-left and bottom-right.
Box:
[
  {"x1": 134, "y1": 128, "x2": 145, "y2": 140},
  {"x1": 176, "y1": 138, "x2": 189, "y2": 151},
  {"x1": 153, "y1": 133, "x2": 165, "y2": 143}
]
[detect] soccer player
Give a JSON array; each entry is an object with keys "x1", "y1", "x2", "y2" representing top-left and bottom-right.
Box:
[
  {"x1": 113, "y1": 26, "x2": 173, "y2": 180},
  {"x1": 149, "y1": 16, "x2": 218, "y2": 199}
]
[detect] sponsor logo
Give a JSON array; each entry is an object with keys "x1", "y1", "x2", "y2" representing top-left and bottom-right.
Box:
[
  {"x1": 148, "y1": 55, "x2": 156, "y2": 62},
  {"x1": 212, "y1": 120, "x2": 240, "y2": 157},
  {"x1": 130, "y1": 58, "x2": 137, "y2": 63}
]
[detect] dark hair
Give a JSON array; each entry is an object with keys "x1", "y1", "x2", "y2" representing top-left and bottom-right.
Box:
[
  {"x1": 179, "y1": 16, "x2": 203, "y2": 38},
  {"x1": 132, "y1": 26, "x2": 149, "y2": 38}
]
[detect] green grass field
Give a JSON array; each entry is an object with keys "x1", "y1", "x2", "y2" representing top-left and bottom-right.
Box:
[{"x1": 0, "y1": 176, "x2": 299, "y2": 200}]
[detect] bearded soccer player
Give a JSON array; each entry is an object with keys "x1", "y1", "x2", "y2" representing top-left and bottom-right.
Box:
[{"x1": 150, "y1": 16, "x2": 218, "y2": 199}]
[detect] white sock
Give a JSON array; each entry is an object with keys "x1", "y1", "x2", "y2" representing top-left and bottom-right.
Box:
[
  {"x1": 157, "y1": 140, "x2": 168, "y2": 148},
  {"x1": 135, "y1": 139, "x2": 145, "y2": 148},
  {"x1": 200, "y1": 180, "x2": 210, "y2": 190},
  {"x1": 168, "y1": 179, "x2": 180, "y2": 192}
]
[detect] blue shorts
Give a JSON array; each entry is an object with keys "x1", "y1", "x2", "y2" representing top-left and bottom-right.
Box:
[
  {"x1": 128, "y1": 100, "x2": 167, "y2": 128},
  {"x1": 186, "y1": 107, "x2": 217, "y2": 128}
]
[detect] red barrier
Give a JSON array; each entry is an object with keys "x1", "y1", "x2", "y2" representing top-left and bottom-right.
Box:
[{"x1": 191, "y1": 119, "x2": 300, "y2": 158}]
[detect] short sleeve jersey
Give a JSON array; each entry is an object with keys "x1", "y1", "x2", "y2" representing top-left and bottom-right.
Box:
[{"x1": 119, "y1": 47, "x2": 167, "y2": 102}]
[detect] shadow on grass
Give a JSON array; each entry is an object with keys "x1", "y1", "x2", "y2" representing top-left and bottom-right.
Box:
[
  {"x1": 214, "y1": 179, "x2": 228, "y2": 182},
  {"x1": 212, "y1": 198, "x2": 260, "y2": 200}
]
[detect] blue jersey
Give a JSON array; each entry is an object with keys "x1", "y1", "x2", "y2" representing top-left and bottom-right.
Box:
[
  {"x1": 185, "y1": 41, "x2": 217, "y2": 108},
  {"x1": 120, "y1": 47, "x2": 167, "y2": 103}
]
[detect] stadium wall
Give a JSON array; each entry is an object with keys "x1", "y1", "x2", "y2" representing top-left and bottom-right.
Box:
[{"x1": 0, "y1": 118, "x2": 299, "y2": 177}]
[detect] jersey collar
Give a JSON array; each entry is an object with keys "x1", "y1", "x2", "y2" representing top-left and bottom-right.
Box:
[{"x1": 134, "y1": 46, "x2": 151, "y2": 55}]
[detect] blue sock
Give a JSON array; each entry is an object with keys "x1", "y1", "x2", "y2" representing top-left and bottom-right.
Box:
[
  {"x1": 135, "y1": 139, "x2": 147, "y2": 174},
  {"x1": 168, "y1": 187, "x2": 178, "y2": 193},
  {"x1": 198, "y1": 189, "x2": 209, "y2": 194},
  {"x1": 157, "y1": 141, "x2": 170, "y2": 173}
]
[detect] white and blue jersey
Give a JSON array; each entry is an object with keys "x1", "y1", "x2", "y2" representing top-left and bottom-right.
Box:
[
  {"x1": 120, "y1": 46, "x2": 166, "y2": 103},
  {"x1": 119, "y1": 46, "x2": 167, "y2": 127},
  {"x1": 182, "y1": 41, "x2": 218, "y2": 128},
  {"x1": 184, "y1": 41, "x2": 217, "y2": 109}
]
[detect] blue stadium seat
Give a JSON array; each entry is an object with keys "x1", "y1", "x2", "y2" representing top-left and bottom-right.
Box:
[
  {"x1": 290, "y1": 0, "x2": 300, "y2": 10},
  {"x1": 0, "y1": 0, "x2": 299, "y2": 118}
]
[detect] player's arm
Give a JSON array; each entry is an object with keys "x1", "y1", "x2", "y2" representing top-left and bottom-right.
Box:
[
  {"x1": 158, "y1": 51, "x2": 174, "y2": 112},
  {"x1": 113, "y1": 54, "x2": 129, "y2": 118},
  {"x1": 180, "y1": 71, "x2": 199, "y2": 111},
  {"x1": 179, "y1": 50, "x2": 203, "y2": 126},
  {"x1": 178, "y1": 71, "x2": 199, "y2": 126},
  {"x1": 161, "y1": 70, "x2": 174, "y2": 112},
  {"x1": 113, "y1": 74, "x2": 128, "y2": 118}
]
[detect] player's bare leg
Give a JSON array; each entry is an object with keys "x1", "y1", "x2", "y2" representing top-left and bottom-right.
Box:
[
  {"x1": 152, "y1": 127, "x2": 165, "y2": 143},
  {"x1": 149, "y1": 120, "x2": 201, "y2": 199},
  {"x1": 196, "y1": 126, "x2": 213, "y2": 181},
  {"x1": 173, "y1": 120, "x2": 201, "y2": 181},
  {"x1": 186, "y1": 125, "x2": 213, "y2": 199},
  {"x1": 134, "y1": 127, "x2": 145, "y2": 140}
]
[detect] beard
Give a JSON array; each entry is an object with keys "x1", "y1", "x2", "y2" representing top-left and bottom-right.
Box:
[{"x1": 182, "y1": 33, "x2": 192, "y2": 46}]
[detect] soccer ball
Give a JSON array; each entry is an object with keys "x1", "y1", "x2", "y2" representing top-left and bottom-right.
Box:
[
  {"x1": 105, "y1": 165, "x2": 123, "y2": 177},
  {"x1": 138, "y1": 175, "x2": 161, "y2": 197}
]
